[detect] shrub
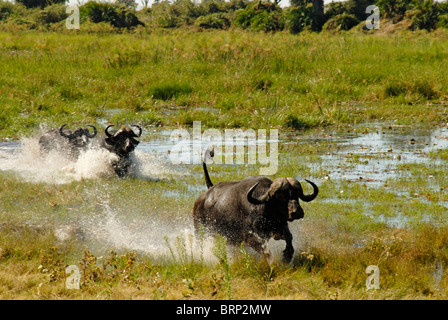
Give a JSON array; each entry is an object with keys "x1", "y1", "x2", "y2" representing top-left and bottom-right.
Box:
[
  {"x1": 0, "y1": 0, "x2": 14, "y2": 20},
  {"x1": 16, "y1": 0, "x2": 65, "y2": 9},
  {"x1": 194, "y1": 12, "x2": 230, "y2": 29},
  {"x1": 324, "y1": 1, "x2": 346, "y2": 20},
  {"x1": 407, "y1": 0, "x2": 439, "y2": 31},
  {"x1": 81, "y1": 1, "x2": 143, "y2": 29},
  {"x1": 150, "y1": 1, "x2": 182, "y2": 28},
  {"x1": 438, "y1": 13, "x2": 448, "y2": 28},
  {"x1": 287, "y1": 0, "x2": 324, "y2": 32},
  {"x1": 37, "y1": 4, "x2": 67, "y2": 25},
  {"x1": 234, "y1": 1, "x2": 284, "y2": 32},
  {"x1": 375, "y1": 0, "x2": 413, "y2": 21},
  {"x1": 284, "y1": 4, "x2": 314, "y2": 34},
  {"x1": 344, "y1": 0, "x2": 373, "y2": 21},
  {"x1": 323, "y1": 13, "x2": 359, "y2": 31}
]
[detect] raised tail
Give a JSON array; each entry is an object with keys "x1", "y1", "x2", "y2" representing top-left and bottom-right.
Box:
[{"x1": 203, "y1": 148, "x2": 214, "y2": 189}]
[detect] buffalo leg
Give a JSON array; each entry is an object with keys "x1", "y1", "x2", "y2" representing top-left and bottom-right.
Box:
[
  {"x1": 270, "y1": 227, "x2": 294, "y2": 263},
  {"x1": 246, "y1": 231, "x2": 270, "y2": 259},
  {"x1": 282, "y1": 229, "x2": 294, "y2": 263}
]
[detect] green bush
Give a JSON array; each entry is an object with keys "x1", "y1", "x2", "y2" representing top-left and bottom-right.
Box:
[
  {"x1": 16, "y1": 0, "x2": 65, "y2": 9},
  {"x1": 323, "y1": 13, "x2": 359, "y2": 31},
  {"x1": 324, "y1": 1, "x2": 346, "y2": 20},
  {"x1": 195, "y1": 13, "x2": 230, "y2": 29},
  {"x1": 284, "y1": 4, "x2": 315, "y2": 34},
  {"x1": 438, "y1": 13, "x2": 448, "y2": 28},
  {"x1": 150, "y1": 1, "x2": 182, "y2": 28},
  {"x1": 0, "y1": 0, "x2": 14, "y2": 20},
  {"x1": 234, "y1": 1, "x2": 283, "y2": 32},
  {"x1": 407, "y1": 0, "x2": 439, "y2": 31},
  {"x1": 37, "y1": 4, "x2": 67, "y2": 25},
  {"x1": 375, "y1": 0, "x2": 412, "y2": 21},
  {"x1": 81, "y1": 1, "x2": 143, "y2": 29}
]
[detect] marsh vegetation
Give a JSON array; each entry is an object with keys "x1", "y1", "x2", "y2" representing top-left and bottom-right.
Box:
[{"x1": 0, "y1": 8, "x2": 448, "y2": 299}]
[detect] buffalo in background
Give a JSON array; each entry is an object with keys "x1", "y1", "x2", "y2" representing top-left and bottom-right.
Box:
[
  {"x1": 193, "y1": 150, "x2": 319, "y2": 263},
  {"x1": 98, "y1": 124, "x2": 143, "y2": 177},
  {"x1": 38, "y1": 124, "x2": 97, "y2": 159}
]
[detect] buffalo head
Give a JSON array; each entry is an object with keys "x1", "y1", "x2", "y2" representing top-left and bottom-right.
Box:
[
  {"x1": 104, "y1": 125, "x2": 142, "y2": 157},
  {"x1": 59, "y1": 124, "x2": 97, "y2": 149},
  {"x1": 39, "y1": 124, "x2": 97, "y2": 159},
  {"x1": 247, "y1": 177, "x2": 318, "y2": 222},
  {"x1": 100, "y1": 124, "x2": 143, "y2": 177}
]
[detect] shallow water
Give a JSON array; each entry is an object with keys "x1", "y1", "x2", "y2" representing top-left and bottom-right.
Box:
[{"x1": 0, "y1": 123, "x2": 447, "y2": 257}]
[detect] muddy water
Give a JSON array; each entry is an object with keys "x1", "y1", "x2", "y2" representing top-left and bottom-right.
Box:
[{"x1": 0, "y1": 123, "x2": 447, "y2": 258}]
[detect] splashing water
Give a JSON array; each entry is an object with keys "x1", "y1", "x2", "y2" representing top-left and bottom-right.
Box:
[
  {"x1": 0, "y1": 137, "x2": 116, "y2": 184},
  {"x1": 0, "y1": 137, "x2": 179, "y2": 184}
]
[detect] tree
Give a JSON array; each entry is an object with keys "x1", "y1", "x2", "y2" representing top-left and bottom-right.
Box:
[
  {"x1": 81, "y1": 1, "x2": 143, "y2": 28},
  {"x1": 234, "y1": 1, "x2": 284, "y2": 32},
  {"x1": 375, "y1": 0, "x2": 413, "y2": 21},
  {"x1": 407, "y1": 0, "x2": 439, "y2": 31},
  {"x1": 286, "y1": 0, "x2": 325, "y2": 32},
  {"x1": 116, "y1": 0, "x2": 137, "y2": 10},
  {"x1": 16, "y1": 0, "x2": 65, "y2": 9}
]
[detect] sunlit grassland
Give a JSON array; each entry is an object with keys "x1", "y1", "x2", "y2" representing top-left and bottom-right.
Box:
[{"x1": 1, "y1": 29, "x2": 448, "y2": 139}]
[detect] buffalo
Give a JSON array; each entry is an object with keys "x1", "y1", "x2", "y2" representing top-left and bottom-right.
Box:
[
  {"x1": 193, "y1": 150, "x2": 319, "y2": 263},
  {"x1": 98, "y1": 124, "x2": 142, "y2": 177},
  {"x1": 39, "y1": 124, "x2": 97, "y2": 159}
]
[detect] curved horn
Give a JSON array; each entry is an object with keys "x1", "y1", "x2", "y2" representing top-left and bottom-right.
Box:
[
  {"x1": 247, "y1": 182, "x2": 270, "y2": 205},
  {"x1": 131, "y1": 125, "x2": 142, "y2": 137},
  {"x1": 86, "y1": 125, "x2": 97, "y2": 138},
  {"x1": 297, "y1": 179, "x2": 319, "y2": 202},
  {"x1": 105, "y1": 125, "x2": 114, "y2": 137},
  {"x1": 59, "y1": 124, "x2": 72, "y2": 138}
]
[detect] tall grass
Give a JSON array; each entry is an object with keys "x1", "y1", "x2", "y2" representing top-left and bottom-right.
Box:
[{"x1": 1, "y1": 30, "x2": 448, "y2": 139}]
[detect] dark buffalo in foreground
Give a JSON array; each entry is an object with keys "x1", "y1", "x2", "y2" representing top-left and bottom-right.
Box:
[
  {"x1": 99, "y1": 124, "x2": 142, "y2": 177},
  {"x1": 39, "y1": 124, "x2": 97, "y2": 159},
  {"x1": 193, "y1": 152, "x2": 319, "y2": 263}
]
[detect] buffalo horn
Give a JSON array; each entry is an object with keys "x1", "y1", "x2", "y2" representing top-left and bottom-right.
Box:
[
  {"x1": 59, "y1": 124, "x2": 72, "y2": 138},
  {"x1": 292, "y1": 179, "x2": 319, "y2": 202},
  {"x1": 86, "y1": 125, "x2": 97, "y2": 138},
  {"x1": 131, "y1": 125, "x2": 142, "y2": 137},
  {"x1": 105, "y1": 125, "x2": 115, "y2": 137}
]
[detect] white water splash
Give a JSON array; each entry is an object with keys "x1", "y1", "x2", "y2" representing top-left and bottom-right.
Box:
[
  {"x1": 0, "y1": 137, "x2": 178, "y2": 184},
  {"x1": 71, "y1": 196, "x2": 220, "y2": 264}
]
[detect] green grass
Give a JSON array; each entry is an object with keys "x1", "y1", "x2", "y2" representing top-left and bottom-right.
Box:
[
  {"x1": 1, "y1": 30, "x2": 448, "y2": 139},
  {"x1": 1, "y1": 29, "x2": 448, "y2": 299}
]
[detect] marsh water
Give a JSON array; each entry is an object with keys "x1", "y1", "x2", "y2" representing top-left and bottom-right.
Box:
[{"x1": 0, "y1": 122, "x2": 447, "y2": 260}]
